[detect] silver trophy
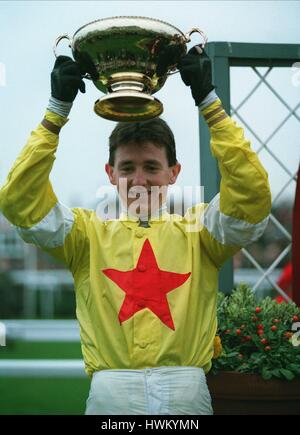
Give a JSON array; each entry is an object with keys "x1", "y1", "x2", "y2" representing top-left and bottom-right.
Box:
[{"x1": 54, "y1": 16, "x2": 207, "y2": 121}]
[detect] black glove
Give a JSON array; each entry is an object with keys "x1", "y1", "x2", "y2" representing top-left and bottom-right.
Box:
[
  {"x1": 178, "y1": 46, "x2": 215, "y2": 106},
  {"x1": 51, "y1": 55, "x2": 86, "y2": 103}
]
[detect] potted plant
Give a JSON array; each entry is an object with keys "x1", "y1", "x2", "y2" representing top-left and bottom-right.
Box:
[{"x1": 207, "y1": 284, "x2": 300, "y2": 415}]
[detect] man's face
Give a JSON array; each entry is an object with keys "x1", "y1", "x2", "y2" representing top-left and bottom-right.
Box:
[{"x1": 105, "y1": 142, "x2": 181, "y2": 217}]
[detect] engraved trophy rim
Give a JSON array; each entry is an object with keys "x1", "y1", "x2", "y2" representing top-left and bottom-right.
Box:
[{"x1": 72, "y1": 15, "x2": 185, "y2": 40}]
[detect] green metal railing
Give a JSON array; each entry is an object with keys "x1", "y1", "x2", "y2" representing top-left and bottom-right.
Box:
[{"x1": 199, "y1": 42, "x2": 300, "y2": 294}]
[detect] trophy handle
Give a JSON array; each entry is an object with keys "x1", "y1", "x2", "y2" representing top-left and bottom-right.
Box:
[
  {"x1": 53, "y1": 34, "x2": 93, "y2": 80},
  {"x1": 183, "y1": 28, "x2": 208, "y2": 47},
  {"x1": 167, "y1": 28, "x2": 208, "y2": 76},
  {"x1": 53, "y1": 34, "x2": 72, "y2": 58}
]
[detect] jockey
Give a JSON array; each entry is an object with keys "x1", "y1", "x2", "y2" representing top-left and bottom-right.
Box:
[{"x1": 0, "y1": 47, "x2": 271, "y2": 415}]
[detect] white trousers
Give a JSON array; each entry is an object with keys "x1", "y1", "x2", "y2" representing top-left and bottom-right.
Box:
[{"x1": 85, "y1": 366, "x2": 213, "y2": 415}]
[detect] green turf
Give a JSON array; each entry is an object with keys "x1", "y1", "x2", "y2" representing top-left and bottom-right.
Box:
[
  {"x1": 0, "y1": 377, "x2": 90, "y2": 415},
  {"x1": 0, "y1": 340, "x2": 82, "y2": 359},
  {"x1": 0, "y1": 340, "x2": 90, "y2": 414}
]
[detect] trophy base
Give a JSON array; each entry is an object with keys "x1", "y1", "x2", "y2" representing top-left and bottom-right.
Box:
[{"x1": 94, "y1": 91, "x2": 163, "y2": 122}]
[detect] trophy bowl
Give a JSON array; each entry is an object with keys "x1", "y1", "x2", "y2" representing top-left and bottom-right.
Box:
[{"x1": 54, "y1": 16, "x2": 207, "y2": 121}]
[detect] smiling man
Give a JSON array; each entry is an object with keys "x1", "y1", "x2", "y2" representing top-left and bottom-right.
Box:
[
  {"x1": 0, "y1": 48, "x2": 271, "y2": 415},
  {"x1": 105, "y1": 120, "x2": 181, "y2": 222}
]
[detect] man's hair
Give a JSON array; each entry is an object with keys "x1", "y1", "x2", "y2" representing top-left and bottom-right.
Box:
[{"x1": 108, "y1": 118, "x2": 177, "y2": 166}]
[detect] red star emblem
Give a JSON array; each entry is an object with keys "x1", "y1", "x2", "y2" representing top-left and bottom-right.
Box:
[{"x1": 102, "y1": 239, "x2": 191, "y2": 330}]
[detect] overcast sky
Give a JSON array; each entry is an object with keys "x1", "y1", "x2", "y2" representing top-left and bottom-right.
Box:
[{"x1": 0, "y1": 0, "x2": 299, "y2": 209}]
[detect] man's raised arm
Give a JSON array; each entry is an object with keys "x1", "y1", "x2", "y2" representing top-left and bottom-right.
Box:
[
  {"x1": 179, "y1": 47, "x2": 272, "y2": 268},
  {"x1": 0, "y1": 56, "x2": 90, "y2": 271}
]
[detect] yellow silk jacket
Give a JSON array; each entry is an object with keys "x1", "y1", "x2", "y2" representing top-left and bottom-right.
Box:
[{"x1": 0, "y1": 100, "x2": 271, "y2": 377}]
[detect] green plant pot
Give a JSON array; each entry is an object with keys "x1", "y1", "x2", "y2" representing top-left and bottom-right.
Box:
[{"x1": 206, "y1": 371, "x2": 300, "y2": 415}]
